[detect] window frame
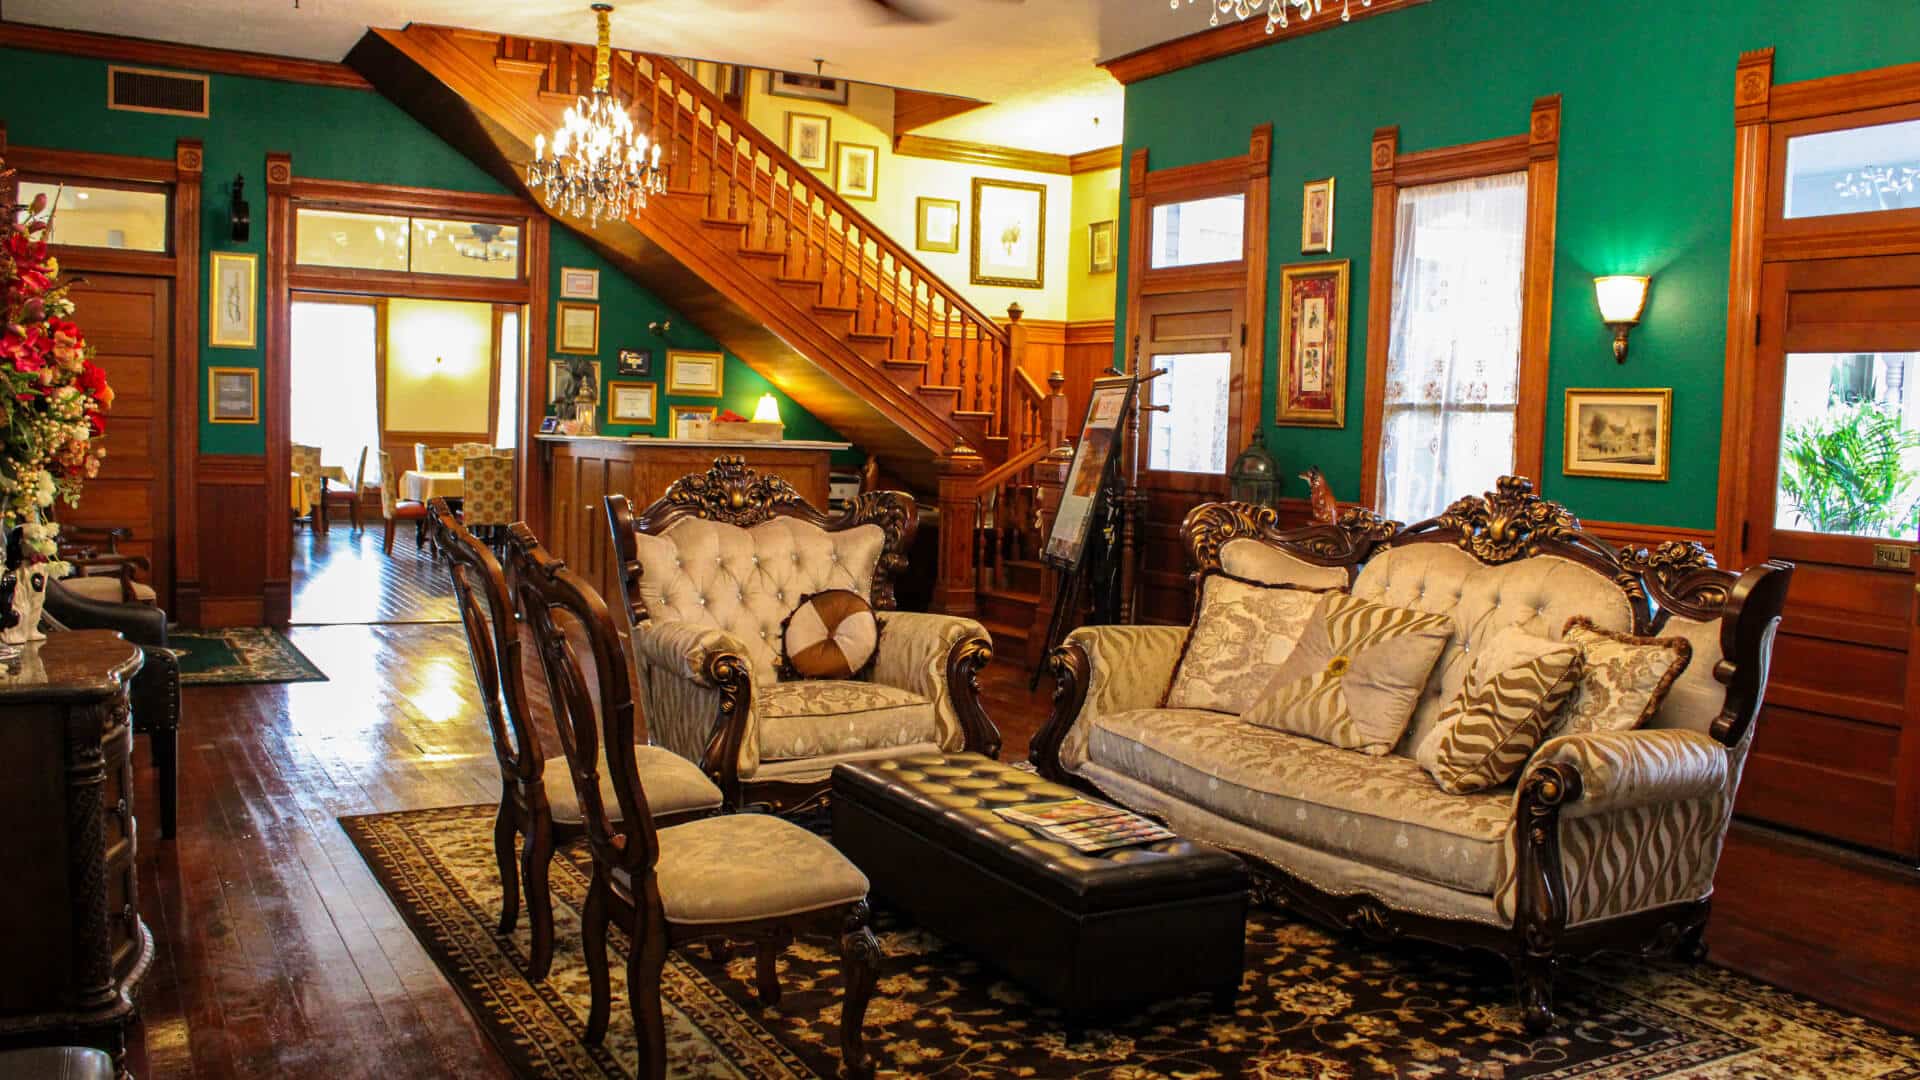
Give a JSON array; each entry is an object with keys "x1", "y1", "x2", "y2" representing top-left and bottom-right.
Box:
[
  {"x1": 1358, "y1": 95, "x2": 1562, "y2": 514},
  {"x1": 14, "y1": 173, "x2": 174, "y2": 255},
  {"x1": 292, "y1": 201, "x2": 529, "y2": 283}
]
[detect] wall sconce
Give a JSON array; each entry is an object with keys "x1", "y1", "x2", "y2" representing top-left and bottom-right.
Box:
[
  {"x1": 648, "y1": 320, "x2": 673, "y2": 337},
  {"x1": 1594, "y1": 275, "x2": 1649, "y2": 363},
  {"x1": 229, "y1": 174, "x2": 251, "y2": 243},
  {"x1": 751, "y1": 393, "x2": 782, "y2": 425}
]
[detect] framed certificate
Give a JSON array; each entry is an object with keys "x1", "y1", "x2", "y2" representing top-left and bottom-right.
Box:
[
  {"x1": 558, "y1": 266, "x2": 600, "y2": 300},
  {"x1": 556, "y1": 301, "x2": 600, "y2": 354},
  {"x1": 609, "y1": 381, "x2": 658, "y2": 424},
  {"x1": 208, "y1": 366, "x2": 259, "y2": 423},
  {"x1": 666, "y1": 349, "x2": 724, "y2": 397}
]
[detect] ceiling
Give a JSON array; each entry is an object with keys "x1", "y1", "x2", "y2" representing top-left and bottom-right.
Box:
[{"x1": 2, "y1": 0, "x2": 1227, "y2": 154}]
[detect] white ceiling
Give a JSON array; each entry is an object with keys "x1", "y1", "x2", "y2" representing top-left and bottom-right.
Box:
[{"x1": 3, "y1": 0, "x2": 1224, "y2": 154}]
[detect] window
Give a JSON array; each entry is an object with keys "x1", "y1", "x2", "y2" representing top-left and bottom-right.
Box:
[
  {"x1": 295, "y1": 208, "x2": 521, "y2": 278},
  {"x1": 291, "y1": 300, "x2": 380, "y2": 476},
  {"x1": 495, "y1": 308, "x2": 521, "y2": 449},
  {"x1": 1147, "y1": 352, "x2": 1232, "y2": 473},
  {"x1": 1375, "y1": 172, "x2": 1529, "y2": 523},
  {"x1": 1774, "y1": 351, "x2": 1919, "y2": 538},
  {"x1": 1784, "y1": 117, "x2": 1920, "y2": 220},
  {"x1": 1149, "y1": 195, "x2": 1245, "y2": 268},
  {"x1": 15, "y1": 181, "x2": 168, "y2": 252}
]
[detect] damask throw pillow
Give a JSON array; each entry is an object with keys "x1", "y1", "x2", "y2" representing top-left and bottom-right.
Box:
[
  {"x1": 1552, "y1": 616, "x2": 1692, "y2": 736},
  {"x1": 780, "y1": 589, "x2": 880, "y2": 680},
  {"x1": 1242, "y1": 593, "x2": 1454, "y2": 754},
  {"x1": 1162, "y1": 571, "x2": 1339, "y2": 715},
  {"x1": 1418, "y1": 627, "x2": 1583, "y2": 795}
]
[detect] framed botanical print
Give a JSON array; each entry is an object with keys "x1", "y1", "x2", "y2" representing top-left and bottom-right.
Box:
[
  {"x1": 1275, "y1": 259, "x2": 1349, "y2": 428},
  {"x1": 766, "y1": 70, "x2": 848, "y2": 104},
  {"x1": 609, "y1": 381, "x2": 658, "y2": 424},
  {"x1": 666, "y1": 349, "x2": 724, "y2": 396},
  {"x1": 835, "y1": 143, "x2": 879, "y2": 201},
  {"x1": 1088, "y1": 220, "x2": 1115, "y2": 273},
  {"x1": 1301, "y1": 177, "x2": 1335, "y2": 254},
  {"x1": 208, "y1": 251, "x2": 257, "y2": 348},
  {"x1": 207, "y1": 366, "x2": 258, "y2": 423},
  {"x1": 1043, "y1": 373, "x2": 1136, "y2": 570},
  {"x1": 916, "y1": 197, "x2": 960, "y2": 253},
  {"x1": 559, "y1": 266, "x2": 599, "y2": 300},
  {"x1": 670, "y1": 404, "x2": 718, "y2": 440},
  {"x1": 556, "y1": 301, "x2": 599, "y2": 353},
  {"x1": 785, "y1": 112, "x2": 830, "y2": 170},
  {"x1": 971, "y1": 177, "x2": 1046, "y2": 288},
  {"x1": 1563, "y1": 388, "x2": 1672, "y2": 481}
]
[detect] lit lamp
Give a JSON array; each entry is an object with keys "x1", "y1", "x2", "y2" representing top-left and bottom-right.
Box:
[
  {"x1": 751, "y1": 394, "x2": 782, "y2": 425},
  {"x1": 1594, "y1": 275, "x2": 1650, "y2": 363}
]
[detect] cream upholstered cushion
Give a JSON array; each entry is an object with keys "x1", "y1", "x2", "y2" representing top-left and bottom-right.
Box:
[
  {"x1": 1418, "y1": 627, "x2": 1583, "y2": 795},
  {"x1": 1351, "y1": 545, "x2": 1636, "y2": 756},
  {"x1": 59, "y1": 575, "x2": 158, "y2": 604},
  {"x1": 1085, "y1": 708, "x2": 1512, "y2": 895},
  {"x1": 755, "y1": 680, "x2": 938, "y2": 762},
  {"x1": 620, "y1": 813, "x2": 869, "y2": 925},
  {"x1": 631, "y1": 516, "x2": 885, "y2": 683},
  {"x1": 1646, "y1": 615, "x2": 1729, "y2": 736},
  {"x1": 1218, "y1": 537, "x2": 1352, "y2": 591},
  {"x1": 1164, "y1": 572, "x2": 1332, "y2": 714},
  {"x1": 546, "y1": 745, "x2": 723, "y2": 825},
  {"x1": 1554, "y1": 617, "x2": 1692, "y2": 737}
]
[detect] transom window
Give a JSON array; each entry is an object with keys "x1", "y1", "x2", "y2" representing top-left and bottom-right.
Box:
[
  {"x1": 1784, "y1": 117, "x2": 1920, "y2": 220},
  {"x1": 1148, "y1": 194, "x2": 1245, "y2": 269},
  {"x1": 15, "y1": 181, "x2": 169, "y2": 252},
  {"x1": 295, "y1": 208, "x2": 522, "y2": 279}
]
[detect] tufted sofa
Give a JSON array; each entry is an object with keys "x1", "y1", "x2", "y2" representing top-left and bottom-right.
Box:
[
  {"x1": 606, "y1": 457, "x2": 1000, "y2": 814},
  {"x1": 1031, "y1": 477, "x2": 1792, "y2": 1030}
]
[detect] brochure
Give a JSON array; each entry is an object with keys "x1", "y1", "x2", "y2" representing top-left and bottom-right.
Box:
[{"x1": 993, "y1": 799, "x2": 1175, "y2": 853}]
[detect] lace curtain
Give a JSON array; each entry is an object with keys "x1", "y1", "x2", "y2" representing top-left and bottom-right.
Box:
[{"x1": 1374, "y1": 171, "x2": 1529, "y2": 525}]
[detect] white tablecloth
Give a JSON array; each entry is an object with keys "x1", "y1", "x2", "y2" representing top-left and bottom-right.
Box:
[{"x1": 402, "y1": 470, "x2": 464, "y2": 502}]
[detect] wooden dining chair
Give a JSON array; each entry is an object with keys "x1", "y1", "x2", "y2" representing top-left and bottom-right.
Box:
[
  {"x1": 505, "y1": 524, "x2": 879, "y2": 1079},
  {"x1": 429, "y1": 501, "x2": 722, "y2": 981},
  {"x1": 290, "y1": 443, "x2": 323, "y2": 529},
  {"x1": 320, "y1": 446, "x2": 368, "y2": 534},
  {"x1": 377, "y1": 450, "x2": 428, "y2": 555}
]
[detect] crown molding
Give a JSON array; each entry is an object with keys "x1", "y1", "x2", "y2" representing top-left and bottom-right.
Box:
[
  {"x1": 1068, "y1": 145, "x2": 1123, "y2": 174},
  {"x1": 0, "y1": 20, "x2": 372, "y2": 90},
  {"x1": 1101, "y1": 0, "x2": 1430, "y2": 85},
  {"x1": 892, "y1": 134, "x2": 1123, "y2": 176}
]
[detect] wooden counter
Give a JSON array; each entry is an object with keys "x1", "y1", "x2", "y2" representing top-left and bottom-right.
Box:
[{"x1": 538, "y1": 435, "x2": 850, "y2": 601}]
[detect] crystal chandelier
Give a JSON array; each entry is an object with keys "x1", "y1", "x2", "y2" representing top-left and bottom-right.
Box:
[
  {"x1": 527, "y1": 4, "x2": 666, "y2": 227},
  {"x1": 1174, "y1": 0, "x2": 1373, "y2": 34}
]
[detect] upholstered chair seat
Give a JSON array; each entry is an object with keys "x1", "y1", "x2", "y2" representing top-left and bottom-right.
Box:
[
  {"x1": 57, "y1": 574, "x2": 158, "y2": 605},
  {"x1": 614, "y1": 813, "x2": 870, "y2": 925}
]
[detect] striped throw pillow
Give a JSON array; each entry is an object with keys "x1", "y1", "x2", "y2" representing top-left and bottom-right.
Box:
[
  {"x1": 1419, "y1": 627, "x2": 1584, "y2": 795},
  {"x1": 780, "y1": 589, "x2": 880, "y2": 680}
]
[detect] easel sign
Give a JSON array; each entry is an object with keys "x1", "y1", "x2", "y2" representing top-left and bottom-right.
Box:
[{"x1": 1043, "y1": 372, "x2": 1137, "y2": 569}]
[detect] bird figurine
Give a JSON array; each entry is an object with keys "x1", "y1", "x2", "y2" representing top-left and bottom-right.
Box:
[{"x1": 1302, "y1": 465, "x2": 1339, "y2": 526}]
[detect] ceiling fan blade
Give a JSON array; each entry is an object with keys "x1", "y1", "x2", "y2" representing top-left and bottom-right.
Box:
[{"x1": 865, "y1": 0, "x2": 943, "y2": 23}]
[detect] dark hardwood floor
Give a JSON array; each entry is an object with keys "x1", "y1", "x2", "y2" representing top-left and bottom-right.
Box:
[
  {"x1": 291, "y1": 519, "x2": 456, "y2": 625},
  {"x1": 120, "y1": 534, "x2": 1916, "y2": 1075}
]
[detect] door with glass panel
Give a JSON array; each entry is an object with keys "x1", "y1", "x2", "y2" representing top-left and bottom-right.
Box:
[{"x1": 1737, "y1": 255, "x2": 1920, "y2": 859}]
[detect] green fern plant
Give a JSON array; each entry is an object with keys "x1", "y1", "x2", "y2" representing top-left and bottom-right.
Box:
[{"x1": 1778, "y1": 400, "x2": 1920, "y2": 537}]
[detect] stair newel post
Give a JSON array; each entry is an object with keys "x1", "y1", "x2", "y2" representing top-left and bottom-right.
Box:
[
  {"x1": 932, "y1": 444, "x2": 986, "y2": 617},
  {"x1": 1045, "y1": 370, "x2": 1069, "y2": 451}
]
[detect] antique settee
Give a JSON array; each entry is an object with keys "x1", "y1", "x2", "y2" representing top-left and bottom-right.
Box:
[
  {"x1": 605, "y1": 457, "x2": 1000, "y2": 814},
  {"x1": 1030, "y1": 477, "x2": 1792, "y2": 1029}
]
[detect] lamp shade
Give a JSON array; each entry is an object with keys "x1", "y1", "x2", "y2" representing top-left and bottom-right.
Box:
[
  {"x1": 1594, "y1": 275, "x2": 1650, "y2": 326},
  {"x1": 751, "y1": 393, "x2": 782, "y2": 424}
]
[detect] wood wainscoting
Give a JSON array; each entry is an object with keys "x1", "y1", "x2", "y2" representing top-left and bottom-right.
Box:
[
  {"x1": 1005, "y1": 319, "x2": 1115, "y2": 439},
  {"x1": 194, "y1": 454, "x2": 273, "y2": 626}
]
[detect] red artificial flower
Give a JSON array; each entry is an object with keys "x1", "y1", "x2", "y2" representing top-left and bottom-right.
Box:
[{"x1": 77, "y1": 360, "x2": 109, "y2": 397}]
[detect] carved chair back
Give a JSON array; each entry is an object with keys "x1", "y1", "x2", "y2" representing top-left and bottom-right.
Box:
[
  {"x1": 505, "y1": 523, "x2": 661, "y2": 885},
  {"x1": 291, "y1": 443, "x2": 323, "y2": 507},
  {"x1": 377, "y1": 451, "x2": 408, "y2": 518},
  {"x1": 430, "y1": 500, "x2": 542, "y2": 787}
]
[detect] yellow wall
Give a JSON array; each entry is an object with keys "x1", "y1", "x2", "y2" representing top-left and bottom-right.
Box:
[
  {"x1": 1068, "y1": 167, "x2": 1120, "y2": 323},
  {"x1": 384, "y1": 298, "x2": 494, "y2": 433}
]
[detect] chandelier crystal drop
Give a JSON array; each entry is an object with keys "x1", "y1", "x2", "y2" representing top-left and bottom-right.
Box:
[
  {"x1": 1171, "y1": 0, "x2": 1372, "y2": 34},
  {"x1": 526, "y1": 3, "x2": 666, "y2": 227}
]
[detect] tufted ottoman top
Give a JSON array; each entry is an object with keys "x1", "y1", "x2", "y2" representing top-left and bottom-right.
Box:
[{"x1": 833, "y1": 752, "x2": 1246, "y2": 914}]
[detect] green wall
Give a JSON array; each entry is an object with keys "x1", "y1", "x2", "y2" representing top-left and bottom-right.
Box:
[{"x1": 1117, "y1": 0, "x2": 1920, "y2": 528}]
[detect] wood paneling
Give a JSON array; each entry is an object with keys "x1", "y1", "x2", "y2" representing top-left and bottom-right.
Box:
[
  {"x1": 1098, "y1": 0, "x2": 1429, "y2": 85},
  {"x1": 195, "y1": 453, "x2": 270, "y2": 626},
  {"x1": 0, "y1": 20, "x2": 373, "y2": 90}
]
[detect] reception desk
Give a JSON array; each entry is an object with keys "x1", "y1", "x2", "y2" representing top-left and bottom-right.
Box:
[{"x1": 537, "y1": 434, "x2": 850, "y2": 602}]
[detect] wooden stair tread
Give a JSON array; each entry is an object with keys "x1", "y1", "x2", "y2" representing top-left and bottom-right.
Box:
[
  {"x1": 978, "y1": 618, "x2": 1030, "y2": 642},
  {"x1": 952, "y1": 410, "x2": 994, "y2": 420},
  {"x1": 847, "y1": 331, "x2": 895, "y2": 343},
  {"x1": 812, "y1": 304, "x2": 858, "y2": 316},
  {"x1": 884, "y1": 359, "x2": 927, "y2": 370},
  {"x1": 980, "y1": 586, "x2": 1040, "y2": 605},
  {"x1": 701, "y1": 216, "x2": 749, "y2": 230},
  {"x1": 919, "y1": 384, "x2": 963, "y2": 394}
]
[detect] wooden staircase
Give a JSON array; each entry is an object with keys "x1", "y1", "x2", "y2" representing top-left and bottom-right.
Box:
[{"x1": 347, "y1": 24, "x2": 1053, "y2": 490}]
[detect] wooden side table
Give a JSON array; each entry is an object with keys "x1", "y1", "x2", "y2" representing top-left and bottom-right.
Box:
[{"x1": 0, "y1": 632, "x2": 151, "y2": 1075}]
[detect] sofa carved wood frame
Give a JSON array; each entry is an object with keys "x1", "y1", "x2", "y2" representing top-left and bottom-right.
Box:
[
  {"x1": 607, "y1": 456, "x2": 1001, "y2": 815},
  {"x1": 1030, "y1": 476, "x2": 1794, "y2": 1031}
]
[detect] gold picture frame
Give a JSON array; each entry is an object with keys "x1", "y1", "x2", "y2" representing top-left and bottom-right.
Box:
[
  {"x1": 1563, "y1": 387, "x2": 1673, "y2": 481},
  {"x1": 971, "y1": 177, "x2": 1047, "y2": 289},
  {"x1": 558, "y1": 266, "x2": 599, "y2": 300},
  {"x1": 835, "y1": 142, "x2": 879, "y2": 202},
  {"x1": 207, "y1": 366, "x2": 259, "y2": 424},
  {"x1": 609, "y1": 380, "x2": 659, "y2": 424},
  {"x1": 548, "y1": 358, "x2": 602, "y2": 408},
  {"x1": 766, "y1": 70, "x2": 848, "y2": 104},
  {"x1": 556, "y1": 301, "x2": 599, "y2": 354},
  {"x1": 916, "y1": 197, "x2": 960, "y2": 253},
  {"x1": 1275, "y1": 259, "x2": 1349, "y2": 428},
  {"x1": 1088, "y1": 220, "x2": 1115, "y2": 274},
  {"x1": 1301, "y1": 176, "x2": 1335, "y2": 254},
  {"x1": 785, "y1": 112, "x2": 831, "y2": 170},
  {"x1": 666, "y1": 349, "x2": 725, "y2": 397},
  {"x1": 208, "y1": 251, "x2": 257, "y2": 349},
  {"x1": 670, "y1": 404, "x2": 719, "y2": 440}
]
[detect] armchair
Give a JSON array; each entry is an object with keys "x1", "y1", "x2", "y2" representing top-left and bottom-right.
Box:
[
  {"x1": 54, "y1": 525, "x2": 156, "y2": 605},
  {"x1": 606, "y1": 456, "x2": 999, "y2": 815}
]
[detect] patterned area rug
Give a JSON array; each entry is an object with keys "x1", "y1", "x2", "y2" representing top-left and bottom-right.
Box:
[
  {"x1": 342, "y1": 804, "x2": 1920, "y2": 1079},
  {"x1": 168, "y1": 626, "x2": 327, "y2": 685}
]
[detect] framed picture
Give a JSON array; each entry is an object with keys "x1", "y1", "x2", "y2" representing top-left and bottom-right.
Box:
[
  {"x1": 1088, "y1": 220, "x2": 1115, "y2": 274},
  {"x1": 916, "y1": 197, "x2": 960, "y2": 253},
  {"x1": 785, "y1": 112, "x2": 831, "y2": 170},
  {"x1": 670, "y1": 404, "x2": 718, "y2": 440},
  {"x1": 208, "y1": 251, "x2": 257, "y2": 349},
  {"x1": 1563, "y1": 388, "x2": 1672, "y2": 481},
  {"x1": 556, "y1": 302, "x2": 599, "y2": 354},
  {"x1": 766, "y1": 70, "x2": 848, "y2": 104},
  {"x1": 548, "y1": 358, "x2": 601, "y2": 407},
  {"x1": 609, "y1": 381, "x2": 659, "y2": 424},
  {"x1": 207, "y1": 366, "x2": 258, "y2": 423},
  {"x1": 1043, "y1": 373, "x2": 1137, "y2": 569},
  {"x1": 971, "y1": 177, "x2": 1046, "y2": 288},
  {"x1": 539, "y1": 415, "x2": 562, "y2": 434},
  {"x1": 558, "y1": 266, "x2": 600, "y2": 300},
  {"x1": 835, "y1": 143, "x2": 879, "y2": 201},
  {"x1": 617, "y1": 348, "x2": 651, "y2": 376},
  {"x1": 1301, "y1": 176, "x2": 1335, "y2": 254},
  {"x1": 666, "y1": 350, "x2": 724, "y2": 396},
  {"x1": 1275, "y1": 259, "x2": 1350, "y2": 428}
]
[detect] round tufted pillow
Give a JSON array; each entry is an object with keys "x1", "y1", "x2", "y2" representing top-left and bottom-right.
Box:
[{"x1": 780, "y1": 589, "x2": 880, "y2": 680}]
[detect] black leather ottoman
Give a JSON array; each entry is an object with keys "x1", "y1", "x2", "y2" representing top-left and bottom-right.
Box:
[{"x1": 832, "y1": 752, "x2": 1247, "y2": 1021}]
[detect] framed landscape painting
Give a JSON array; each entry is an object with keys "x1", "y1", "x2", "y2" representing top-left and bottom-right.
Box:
[
  {"x1": 1275, "y1": 260, "x2": 1349, "y2": 428},
  {"x1": 1563, "y1": 388, "x2": 1672, "y2": 481},
  {"x1": 971, "y1": 177, "x2": 1046, "y2": 288}
]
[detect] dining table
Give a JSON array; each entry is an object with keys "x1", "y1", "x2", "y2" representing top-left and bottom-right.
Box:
[
  {"x1": 290, "y1": 465, "x2": 352, "y2": 517},
  {"x1": 401, "y1": 470, "x2": 465, "y2": 503}
]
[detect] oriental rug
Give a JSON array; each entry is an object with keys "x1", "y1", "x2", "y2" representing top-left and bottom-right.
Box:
[{"x1": 168, "y1": 625, "x2": 327, "y2": 685}]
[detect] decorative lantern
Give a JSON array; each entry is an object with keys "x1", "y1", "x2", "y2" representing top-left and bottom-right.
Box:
[{"x1": 1229, "y1": 428, "x2": 1281, "y2": 507}]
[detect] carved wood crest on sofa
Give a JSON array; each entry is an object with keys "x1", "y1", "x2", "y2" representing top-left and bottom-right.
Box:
[
  {"x1": 607, "y1": 456, "x2": 1000, "y2": 815},
  {"x1": 1031, "y1": 476, "x2": 1793, "y2": 1030}
]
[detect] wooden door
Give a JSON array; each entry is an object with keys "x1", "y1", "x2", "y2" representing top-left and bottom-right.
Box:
[
  {"x1": 1734, "y1": 255, "x2": 1920, "y2": 859},
  {"x1": 62, "y1": 274, "x2": 171, "y2": 607}
]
